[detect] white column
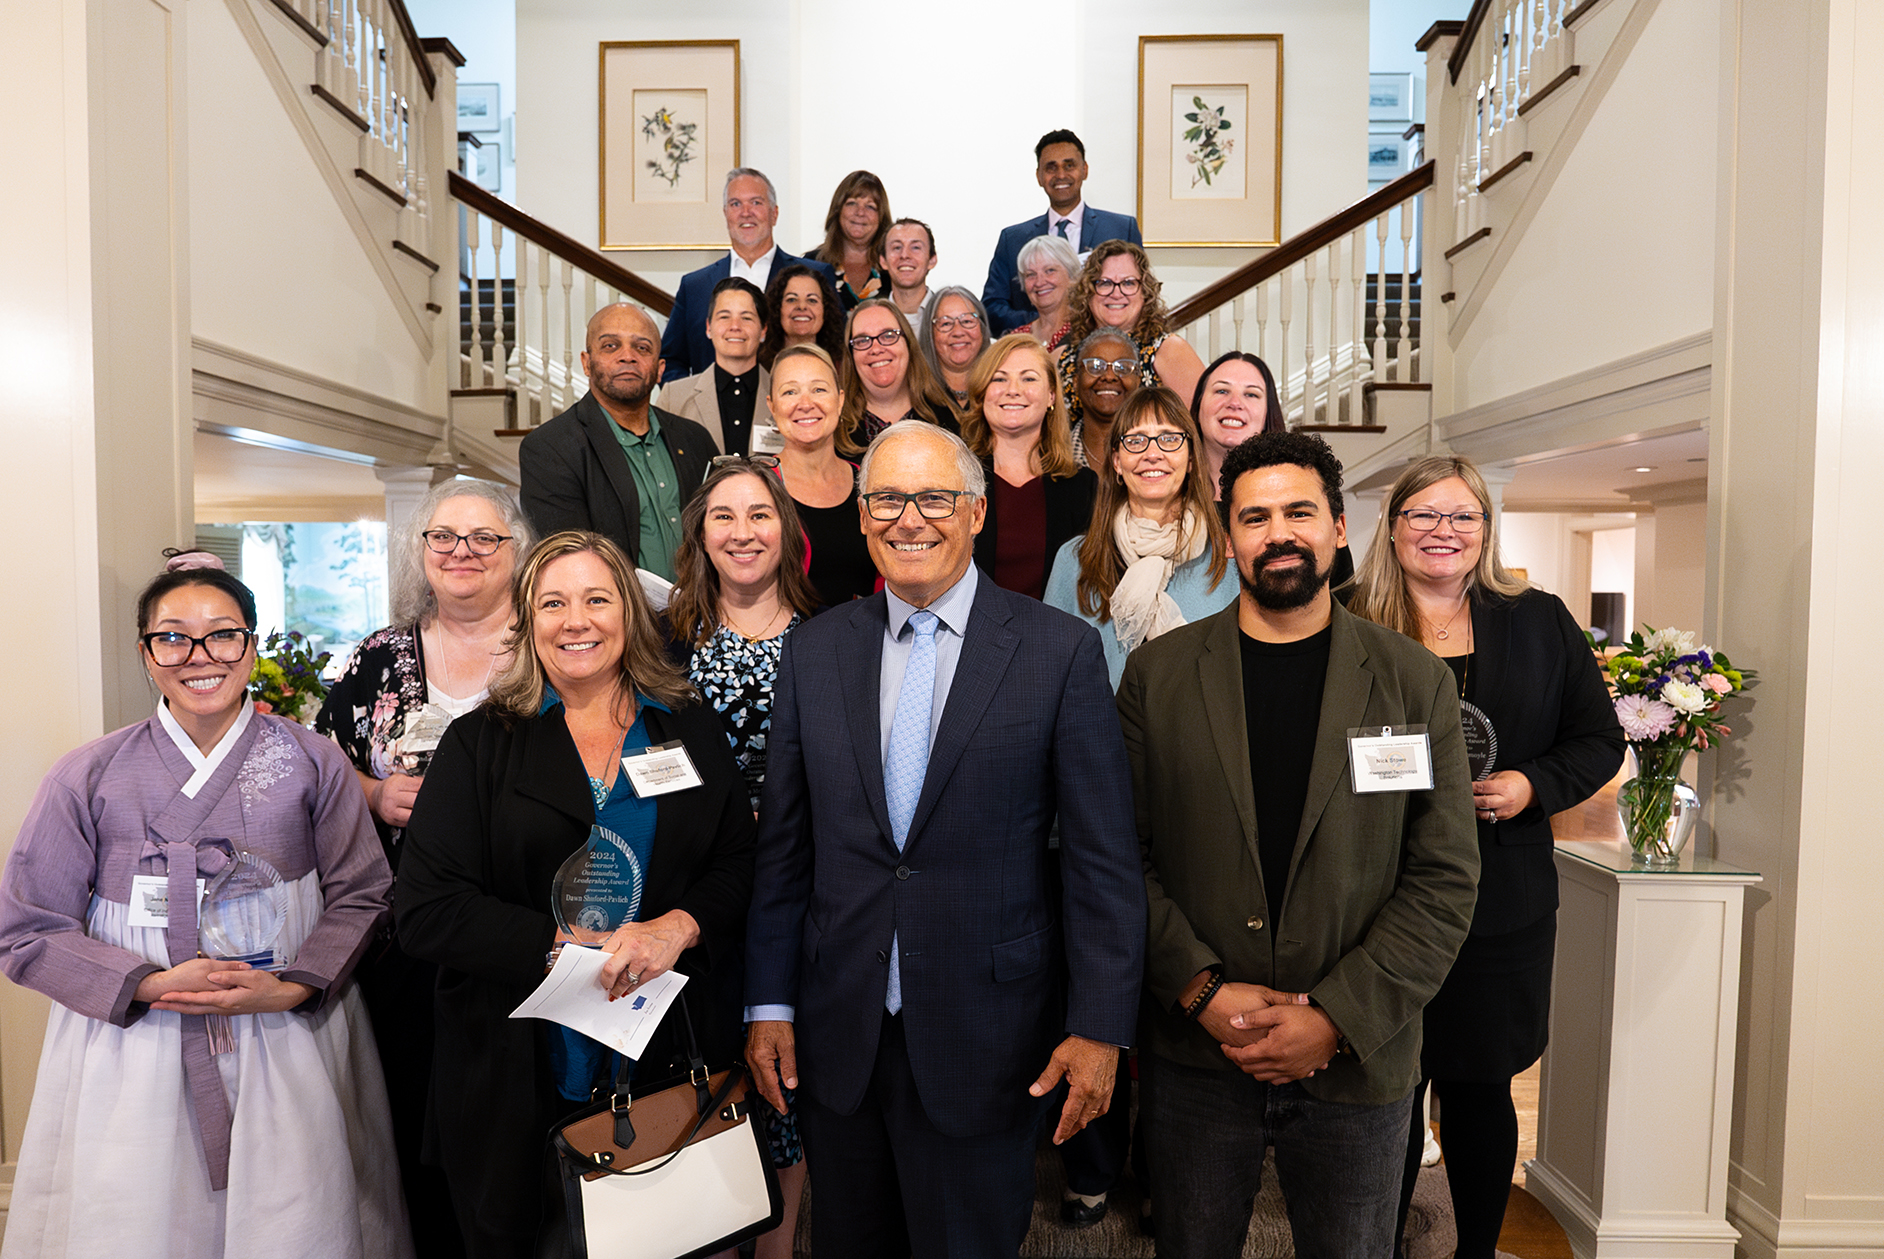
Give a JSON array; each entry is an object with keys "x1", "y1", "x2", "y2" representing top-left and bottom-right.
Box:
[
  {"x1": 378, "y1": 464, "x2": 446, "y2": 546},
  {"x1": 0, "y1": 0, "x2": 194, "y2": 1166},
  {"x1": 1709, "y1": 0, "x2": 1884, "y2": 1253}
]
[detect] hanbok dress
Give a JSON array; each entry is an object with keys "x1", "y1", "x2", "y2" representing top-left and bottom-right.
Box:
[{"x1": 0, "y1": 701, "x2": 412, "y2": 1259}]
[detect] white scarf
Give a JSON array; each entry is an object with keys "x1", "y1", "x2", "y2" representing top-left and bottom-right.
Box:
[{"x1": 1110, "y1": 506, "x2": 1207, "y2": 653}]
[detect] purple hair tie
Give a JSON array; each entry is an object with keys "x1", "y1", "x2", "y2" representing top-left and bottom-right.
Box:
[{"x1": 164, "y1": 550, "x2": 226, "y2": 573}]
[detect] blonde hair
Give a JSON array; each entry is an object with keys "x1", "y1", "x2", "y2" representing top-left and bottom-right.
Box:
[
  {"x1": 488, "y1": 531, "x2": 696, "y2": 721},
  {"x1": 1347, "y1": 455, "x2": 1530, "y2": 636},
  {"x1": 958, "y1": 334, "x2": 1078, "y2": 480}
]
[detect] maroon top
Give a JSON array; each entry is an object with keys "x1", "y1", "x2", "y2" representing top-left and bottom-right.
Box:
[{"x1": 990, "y1": 475, "x2": 1049, "y2": 599}]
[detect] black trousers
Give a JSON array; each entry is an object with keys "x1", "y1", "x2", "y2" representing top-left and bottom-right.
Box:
[{"x1": 798, "y1": 1011, "x2": 1046, "y2": 1259}]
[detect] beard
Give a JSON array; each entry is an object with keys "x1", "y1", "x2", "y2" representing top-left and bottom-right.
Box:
[
  {"x1": 1238, "y1": 541, "x2": 1331, "y2": 611},
  {"x1": 590, "y1": 367, "x2": 655, "y2": 409}
]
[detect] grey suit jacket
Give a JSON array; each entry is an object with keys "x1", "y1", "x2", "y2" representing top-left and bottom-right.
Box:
[
  {"x1": 1117, "y1": 599, "x2": 1479, "y2": 1104},
  {"x1": 656, "y1": 365, "x2": 777, "y2": 454}
]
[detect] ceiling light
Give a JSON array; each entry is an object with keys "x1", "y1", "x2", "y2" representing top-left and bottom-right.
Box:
[{"x1": 1631, "y1": 466, "x2": 1655, "y2": 473}]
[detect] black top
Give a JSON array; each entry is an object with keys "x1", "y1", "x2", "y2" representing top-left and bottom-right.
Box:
[
  {"x1": 1240, "y1": 625, "x2": 1333, "y2": 923},
  {"x1": 796, "y1": 466, "x2": 878, "y2": 605},
  {"x1": 713, "y1": 364, "x2": 760, "y2": 456},
  {"x1": 1443, "y1": 651, "x2": 1472, "y2": 700}
]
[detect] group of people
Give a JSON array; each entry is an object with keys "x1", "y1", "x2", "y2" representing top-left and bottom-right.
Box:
[{"x1": 0, "y1": 128, "x2": 1628, "y2": 1259}]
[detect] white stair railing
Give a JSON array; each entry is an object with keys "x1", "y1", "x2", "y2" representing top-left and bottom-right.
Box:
[
  {"x1": 1168, "y1": 165, "x2": 1432, "y2": 429},
  {"x1": 449, "y1": 170, "x2": 673, "y2": 430},
  {"x1": 1448, "y1": 0, "x2": 1576, "y2": 246}
]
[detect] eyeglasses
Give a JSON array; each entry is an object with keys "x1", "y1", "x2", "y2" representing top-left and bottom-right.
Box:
[
  {"x1": 1080, "y1": 356, "x2": 1141, "y2": 375},
  {"x1": 1398, "y1": 509, "x2": 1487, "y2": 533},
  {"x1": 1094, "y1": 277, "x2": 1142, "y2": 297},
  {"x1": 848, "y1": 327, "x2": 905, "y2": 351},
  {"x1": 861, "y1": 489, "x2": 973, "y2": 521},
  {"x1": 1117, "y1": 431, "x2": 1189, "y2": 454},
  {"x1": 141, "y1": 629, "x2": 254, "y2": 667},
  {"x1": 933, "y1": 313, "x2": 982, "y2": 333},
  {"x1": 422, "y1": 529, "x2": 512, "y2": 556},
  {"x1": 710, "y1": 453, "x2": 781, "y2": 471}
]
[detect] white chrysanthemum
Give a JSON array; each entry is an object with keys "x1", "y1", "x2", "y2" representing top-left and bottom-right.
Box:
[
  {"x1": 1662, "y1": 680, "x2": 1707, "y2": 714},
  {"x1": 1646, "y1": 627, "x2": 1698, "y2": 657},
  {"x1": 1615, "y1": 695, "x2": 1678, "y2": 740}
]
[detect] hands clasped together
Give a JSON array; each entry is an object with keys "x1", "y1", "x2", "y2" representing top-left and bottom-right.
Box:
[
  {"x1": 134, "y1": 957, "x2": 315, "y2": 1016},
  {"x1": 1196, "y1": 980, "x2": 1340, "y2": 1083},
  {"x1": 552, "y1": 908, "x2": 702, "y2": 1000}
]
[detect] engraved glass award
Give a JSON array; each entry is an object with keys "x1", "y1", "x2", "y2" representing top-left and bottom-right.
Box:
[
  {"x1": 1460, "y1": 699, "x2": 1499, "y2": 782},
  {"x1": 388, "y1": 702, "x2": 455, "y2": 777},
  {"x1": 199, "y1": 850, "x2": 288, "y2": 970},
  {"x1": 550, "y1": 825, "x2": 645, "y2": 945}
]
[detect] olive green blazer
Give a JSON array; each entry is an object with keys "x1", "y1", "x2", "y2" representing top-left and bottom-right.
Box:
[{"x1": 1116, "y1": 599, "x2": 1479, "y2": 1104}]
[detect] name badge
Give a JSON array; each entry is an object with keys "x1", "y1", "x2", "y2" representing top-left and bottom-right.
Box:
[
  {"x1": 621, "y1": 741, "x2": 704, "y2": 798},
  {"x1": 751, "y1": 424, "x2": 786, "y2": 455},
  {"x1": 127, "y1": 874, "x2": 208, "y2": 928},
  {"x1": 1347, "y1": 725, "x2": 1435, "y2": 793}
]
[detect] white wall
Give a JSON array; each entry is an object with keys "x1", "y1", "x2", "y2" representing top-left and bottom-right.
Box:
[
  {"x1": 514, "y1": 0, "x2": 1370, "y2": 305},
  {"x1": 189, "y1": 0, "x2": 437, "y2": 413},
  {"x1": 1372, "y1": 0, "x2": 1457, "y2": 75},
  {"x1": 1449, "y1": 0, "x2": 1718, "y2": 407},
  {"x1": 407, "y1": 0, "x2": 518, "y2": 203},
  {"x1": 1589, "y1": 524, "x2": 1634, "y2": 633}
]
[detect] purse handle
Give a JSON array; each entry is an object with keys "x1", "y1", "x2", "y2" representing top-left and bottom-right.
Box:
[{"x1": 560, "y1": 1065, "x2": 749, "y2": 1180}]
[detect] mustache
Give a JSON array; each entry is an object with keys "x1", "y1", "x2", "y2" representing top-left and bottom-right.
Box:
[{"x1": 1257, "y1": 541, "x2": 1313, "y2": 566}]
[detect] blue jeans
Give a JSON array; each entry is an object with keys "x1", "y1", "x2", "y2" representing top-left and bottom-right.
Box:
[{"x1": 1141, "y1": 1053, "x2": 1412, "y2": 1259}]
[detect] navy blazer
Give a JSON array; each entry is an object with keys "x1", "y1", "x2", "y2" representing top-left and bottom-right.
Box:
[
  {"x1": 660, "y1": 248, "x2": 834, "y2": 382},
  {"x1": 745, "y1": 574, "x2": 1146, "y2": 1137},
  {"x1": 517, "y1": 392, "x2": 718, "y2": 569},
  {"x1": 981, "y1": 206, "x2": 1144, "y2": 333}
]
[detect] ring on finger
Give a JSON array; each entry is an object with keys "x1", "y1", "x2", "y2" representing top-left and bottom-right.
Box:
[{"x1": 627, "y1": 972, "x2": 642, "y2": 986}]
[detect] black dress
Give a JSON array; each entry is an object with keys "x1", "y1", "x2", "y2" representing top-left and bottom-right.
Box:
[{"x1": 795, "y1": 464, "x2": 879, "y2": 605}]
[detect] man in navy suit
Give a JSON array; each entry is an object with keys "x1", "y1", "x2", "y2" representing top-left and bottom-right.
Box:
[
  {"x1": 745, "y1": 423, "x2": 1146, "y2": 1259},
  {"x1": 660, "y1": 168, "x2": 833, "y2": 382},
  {"x1": 981, "y1": 129, "x2": 1144, "y2": 334}
]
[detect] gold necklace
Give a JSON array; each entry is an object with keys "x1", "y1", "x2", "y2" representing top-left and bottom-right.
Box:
[
  {"x1": 1426, "y1": 593, "x2": 1470, "y2": 641},
  {"x1": 723, "y1": 602, "x2": 787, "y2": 643}
]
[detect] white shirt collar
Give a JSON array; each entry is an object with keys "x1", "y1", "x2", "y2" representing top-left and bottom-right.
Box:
[
  {"x1": 728, "y1": 245, "x2": 779, "y2": 287},
  {"x1": 156, "y1": 699, "x2": 255, "y2": 799},
  {"x1": 1052, "y1": 201, "x2": 1086, "y2": 230},
  {"x1": 886, "y1": 563, "x2": 979, "y2": 640}
]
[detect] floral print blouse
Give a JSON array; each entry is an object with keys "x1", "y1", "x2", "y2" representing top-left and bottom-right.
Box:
[{"x1": 685, "y1": 614, "x2": 804, "y2": 812}]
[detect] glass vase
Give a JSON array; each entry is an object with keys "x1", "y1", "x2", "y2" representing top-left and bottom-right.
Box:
[{"x1": 1615, "y1": 743, "x2": 1700, "y2": 866}]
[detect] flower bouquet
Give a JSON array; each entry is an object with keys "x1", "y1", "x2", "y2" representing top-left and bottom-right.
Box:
[
  {"x1": 1602, "y1": 627, "x2": 1753, "y2": 865},
  {"x1": 249, "y1": 630, "x2": 332, "y2": 726}
]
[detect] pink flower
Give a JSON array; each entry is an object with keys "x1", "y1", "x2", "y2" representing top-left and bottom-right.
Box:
[
  {"x1": 1616, "y1": 695, "x2": 1677, "y2": 740},
  {"x1": 1702, "y1": 673, "x2": 1732, "y2": 694},
  {"x1": 254, "y1": 699, "x2": 276, "y2": 715}
]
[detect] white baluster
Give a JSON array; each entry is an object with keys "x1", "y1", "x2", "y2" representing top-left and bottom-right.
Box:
[
  {"x1": 465, "y1": 209, "x2": 482, "y2": 388},
  {"x1": 1373, "y1": 212, "x2": 1390, "y2": 381},
  {"x1": 1253, "y1": 277, "x2": 1268, "y2": 365},
  {"x1": 537, "y1": 242, "x2": 553, "y2": 425},
  {"x1": 562, "y1": 260, "x2": 576, "y2": 413},
  {"x1": 1231, "y1": 294, "x2": 1246, "y2": 354},
  {"x1": 1349, "y1": 227, "x2": 1366, "y2": 426},
  {"x1": 1277, "y1": 270, "x2": 1293, "y2": 424},
  {"x1": 1399, "y1": 195, "x2": 1417, "y2": 381},
  {"x1": 491, "y1": 222, "x2": 507, "y2": 389},
  {"x1": 1326, "y1": 241, "x2": 1340, "y2": 426},
  {"x1": 1302, "y1": 252, "x2": 1318, "y2": 425},
  {"x1": 1207, "y1": 309, "x2": 1222, "y2": 361}
]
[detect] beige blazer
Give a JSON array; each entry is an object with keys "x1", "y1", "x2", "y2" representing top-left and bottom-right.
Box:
[
  {"x1": 656, "y1": 366, "x2": 776, "y2": 454},
  {"x1": 1116, "y1": 599, "x2": 1480, "y2": 1104}
]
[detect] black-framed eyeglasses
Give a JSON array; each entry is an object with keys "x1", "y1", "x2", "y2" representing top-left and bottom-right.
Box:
[
  {"x1": 1080, "y1": 356, "x2": 1141, "y2": 375},
  {"x1": 1094, "y1": 277, "x2": 1142, "y2": 296},
  {"x1": 848, "y1": 327, "x2": 905, "y2": 351},
  {"x1": 1116, "y1": 431, "x2": 1189, "y2": 454},
  {"x1": 710, "y1": 453, "x2": 781, "y2": 471},
  {"x1": 1398, "y1": 509, "x2": 1487, "y2": 534},
  {"x1": 421, "y1": 529, "x2": 512, "y2": 556},
  {"x1": 861, "y1": 489, "x2": 973, "y2": 521},
  {"x1": 140, "y1": 629, "x2": 254, "y2": 667},
  {"x1": 933, "y1": 313, "x2": 982, "y2": 333}
]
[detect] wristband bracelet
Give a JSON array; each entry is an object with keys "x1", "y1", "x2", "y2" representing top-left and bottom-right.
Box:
[
  {"x1": 1184, "y1": 972, "x2": 1225, "y2": 1021},
  {"x1": 545, "y1": 943, "x2": 565, "y2": 974}
]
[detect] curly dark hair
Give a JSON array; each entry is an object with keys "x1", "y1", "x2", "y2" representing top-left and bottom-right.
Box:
[
  {"x1": 758, "y1": 263, "x2": 846, "y2": 370},
  {"x1": 1218, "y1": 430, "x2": 1345, "y2": 521}
]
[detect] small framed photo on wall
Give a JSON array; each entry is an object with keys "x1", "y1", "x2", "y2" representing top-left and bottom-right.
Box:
[{"x1": 458, "y1": 83, "x2": 500, "y2": 134}]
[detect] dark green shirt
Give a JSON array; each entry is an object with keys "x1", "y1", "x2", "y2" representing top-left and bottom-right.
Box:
[{"x1": 605, "y1": 409, "x2": 684, "y2": 580}]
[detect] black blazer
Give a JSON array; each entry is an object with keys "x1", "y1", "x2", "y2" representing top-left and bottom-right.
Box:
[
  {"x1": 745, "y1": 577, "x2": 1145, "y2": 1137},
  {"x1": 972, "y1": 464, "x2": 1098, "y2": 596},
  {"x1": 1463, "y1": 587, "x2": 1625, "y2": 935},
  {"x1": 397, "y1": 700, "x2": 757, "y2": 1246},
  {"x1": 518, "y1": 393, "x2": 719, "y2": 568}
]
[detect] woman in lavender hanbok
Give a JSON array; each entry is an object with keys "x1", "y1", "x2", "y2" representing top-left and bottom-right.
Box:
[{"x1": 0, "y1": 553, "x2": 411, "y2": 1259}]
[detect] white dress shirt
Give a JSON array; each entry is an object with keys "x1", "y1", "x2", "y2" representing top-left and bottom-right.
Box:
[{"x1": 729, "y1": 245, "x2": 781, "y2": 291}]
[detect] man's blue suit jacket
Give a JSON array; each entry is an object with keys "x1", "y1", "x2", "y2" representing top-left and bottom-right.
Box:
[
  {"x1": 981, "y1": 206, "x2": 1144, "y2": 334},
  {"x1": 745, "y1": 575, "x2": 1146, "y2": 1137},
  {"x1": 659, "y1": 248, "x2": 833, "y2": 382}
]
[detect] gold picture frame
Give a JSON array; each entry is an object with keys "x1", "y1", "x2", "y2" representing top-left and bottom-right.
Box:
[
  {"x1": 1137, "y1": 35, "x2": 1284, "y2": 247},
  {"x1": 599, "y1": 40, "x2": 740, "y2": 250}
]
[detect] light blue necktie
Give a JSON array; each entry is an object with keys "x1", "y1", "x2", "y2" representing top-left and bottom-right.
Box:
[{"x1": 882, "y1": 610, "x2": 939, "y2": 1014}]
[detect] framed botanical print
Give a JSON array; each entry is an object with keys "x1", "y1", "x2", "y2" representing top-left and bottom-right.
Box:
[
  {"x1": 599, "y1": 40, "x2": 740, "y2": 250},
  {"x1": 1138, "y1": 35, "x2": 1283, "y2": 247}
]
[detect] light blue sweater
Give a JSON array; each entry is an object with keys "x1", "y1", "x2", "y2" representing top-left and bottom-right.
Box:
[{"x1": 1043, "y1": 535, "x2": 1237, "y2": 690}]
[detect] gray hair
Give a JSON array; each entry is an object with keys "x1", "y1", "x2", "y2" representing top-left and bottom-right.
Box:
[
  {"x1": 723, "y1": 167, "x2": 778, "y2": 206},
  {"x1": 918, "y1": 285, "x2": 992, "y2": 377},
  {"x1": 1075, "y1": 326, "x2": 1141, "y2": 362},
  {"x1": 858, "y1": 421, "x2": 987, "y2": 500},
  {"x1": 389, "y1": 478, "x2": 535, "y2": 627},
  {"x1": 1016, "y1": 233, "x2": 1081, "y2": 284}
]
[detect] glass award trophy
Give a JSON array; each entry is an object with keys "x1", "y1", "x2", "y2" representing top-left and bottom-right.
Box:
[
  {"x1": 550, "y1": 825, "x2": 645, "y2": 945},
  {"x1": 1460, "y1": 699, "x2": 1499, "y2": 783},
  {"x1": 388, "y1": 703, "x2": 455, "y2": 777},
  {"x1": 199, "y1": 850, "x2": 288, "y2": 971}
]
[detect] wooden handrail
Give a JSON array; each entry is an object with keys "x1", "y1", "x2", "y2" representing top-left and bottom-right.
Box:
[
  {"x1": 1166, "y1": 162, "x2": 1435, "y2": 328},
  {"x1": 448, "y1": 170, "x2": 675, "y2": 316},
  {"x1": 387, "y1": 0, "x2": 436, "y2": 97},
  {"x1": 1447, "y1": 0, "x2": 1494, "y2": 83}
]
